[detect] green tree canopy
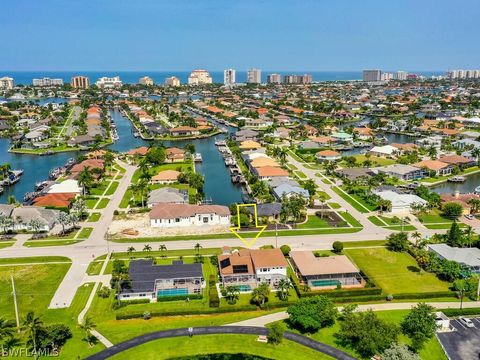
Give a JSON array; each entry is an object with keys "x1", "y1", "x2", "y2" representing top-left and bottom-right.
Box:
[
  {"x1": 287, "y1": 295, "x2": 337, "y2": 333},
  {"x1": 401, "y1": 303, "x2": 437, "y2": 351}
]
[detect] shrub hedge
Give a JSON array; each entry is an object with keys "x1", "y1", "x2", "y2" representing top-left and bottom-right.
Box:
[{"x1": 441, "y1": 307, "x2": 480, "y2": 317}]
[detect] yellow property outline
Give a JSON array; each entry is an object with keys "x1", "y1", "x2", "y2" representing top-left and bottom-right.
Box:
[{"x1": 229, "y1": 203, "x2": 267, "y2": 248}]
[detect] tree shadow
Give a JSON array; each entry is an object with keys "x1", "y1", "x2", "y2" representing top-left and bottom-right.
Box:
[{"x1": 407, "y1": 265, "x2": 421, "y2": 273}]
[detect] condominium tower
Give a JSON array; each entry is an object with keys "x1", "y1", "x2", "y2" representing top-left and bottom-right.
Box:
[
  {"x1": 224, "y1": 69, "x2": 236, "y2": 86},
  {"x1": 247, "y1": 68, "x2": 261, "y2": 84},
  {"x1": 362, "y1": 70, "x2": 382, "y2": 82},
  {"x1": 0, "y1": 77, "x2": 14, "y2": 90},
  {"x1": 188, "y1": 70, "x2": 213, "y2": 85},
  {"x1": 70, "y1": 76, "x2": 90, "y2": 89}
]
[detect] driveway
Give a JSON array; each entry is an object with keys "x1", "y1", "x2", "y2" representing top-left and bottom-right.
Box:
[{"x1": 84, "y1": 326, "x2": 356, "y2": 360}]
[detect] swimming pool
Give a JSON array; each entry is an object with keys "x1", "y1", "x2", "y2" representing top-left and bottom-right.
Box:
[
  {"x1": 238, "y1": 285, "x2": 251, "y2": 292},
  {"x1": 310, "y1": 280, "x2": 340, "y2": 287},
  {"x1": 157, "y1": 288, "x2": 188, "y2": 297}
]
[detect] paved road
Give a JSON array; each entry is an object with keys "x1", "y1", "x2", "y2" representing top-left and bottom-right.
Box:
[
  {"x1": 84, "y1": 326, "x2": 356, "y2": 360},
  {"x1": 229, "y1": 301, "x2": 480, "y2": 327}
]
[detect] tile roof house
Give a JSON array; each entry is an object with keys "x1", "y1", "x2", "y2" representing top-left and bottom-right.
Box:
[
  {"x1": 33, "y1": 193, "x2": 77, "y2": 208},
  {"x1": 126, "y1": 146, "x2": 149, "y2": 156},
  {"x1": 374, "y1": 164, "x2": 425, "y2": 181},
  {"x1": 316, "y1": 150, "x2": 341, "y2": 162},
  {"x1": 414, "y1": 159, "x2": 453, "y2": 176},
  {"x1": 438, "y1": 154, "x2": 475, "y2": 167},
  {"x1": 273, "y1": 183, "x2": 309, "y2": 200},
  {"x1": 118, "y1": 259, "x2": 204, "y2": 302},
  {"x1": 165, "y1": 147, "x2": 185, "y2": 162},
  {"x1": 151, "y1": 170, "x2": 181, "y2": 184},
  {"x1": 149, "y1": 203, "x2": 230, "y2": 228},
  {"x1": 252, "y1": 166, "x2": 289, "y2": 180},
  {"x1": 290, "y1": 251, "x2": 363, "y2": 289},
  {"x1": 218, "y1": 248, "x2": 288, "y2": 290}
]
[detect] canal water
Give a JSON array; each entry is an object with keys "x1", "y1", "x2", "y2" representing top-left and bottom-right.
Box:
[{"x1": 0, "y1": 108, "x2": 243, "y2": 205}]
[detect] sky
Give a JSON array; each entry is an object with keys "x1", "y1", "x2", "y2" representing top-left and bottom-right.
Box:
[{"x1": 1, "y1": 0, "x2": 479, "y2": 71}]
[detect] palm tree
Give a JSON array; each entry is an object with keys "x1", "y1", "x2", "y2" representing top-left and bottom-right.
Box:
[
  {"x1": 464, "y1": 225, "x2": 474, "y2": 247},
  {"x1": 57, "y1": 211, "x2": 70, "y2": 235},
  {"x1": 472, "y1": 147, "x2": 480, "y2": 163},
  {"x1": 158, "y1": 244, "x2": 167, "y2": 258},
  {"x1": 277, "y1": 278, "x2": 292, "y2": 301},
  {"x1": 143, "y1": 244, "x2": 152, "y2": 252},
  {"x1": 115, "y1": 272, "x2": 130, "y2": 306},
  {"x1": 79, "y1": 317, "x2": 96, "y2": 347},
  {"x1": 411, "y1": 231, "x2": 423, "y2": 248},
  {"x1": 77, "y1": 168, "x2": 93, "y2": 195},
  {"x1": 194, "y1": 243, "x2": 202, "y2": 255},
  {"x1": 28, "y1": 218, "x2": 44, "y2": 234},
  {"x1": 251, "y1": 282, "x2": 270, "y2": 306},
  {"x1": 22, "y1": 312, "x2": 43, "y2": 355},
  {"x1": 467, "y1": 198, "x2": 480, "y2": 214},
  {"x1": 0, "y1": 317, "x2": 14, "y2": 343},
  {"x1": 225, "y1": 286, "x2": 240, "y2": 305},
  {"x1": 378, "y1": 199, "x2": 392, "y2": 214},
  {"x1": 127, "y1": 246, "x2": 136, "y2": 258}
]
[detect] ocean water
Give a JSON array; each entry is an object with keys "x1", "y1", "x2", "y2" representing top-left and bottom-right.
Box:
[{"x1": 0, "y1": 71, "x2": 445, "y2": 86}]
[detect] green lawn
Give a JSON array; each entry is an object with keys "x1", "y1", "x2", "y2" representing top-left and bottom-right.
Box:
[
  {"x1": 418, "y1": 210, "x2": 453, "y2": 224},
  {"x1": 88, "y1": 212, "x2": 101, "y2": 222},
  {"x1": 368, "y1": 216, "x2": 385, "y2": 226},
  {"x1": 342, "y1": 240, "x2": 387, "y2": 248},
  {"x1": 105, "y1": 181, "x2": 120, "y2": 195},
  {"x1": 276, "y1": 309, "x2": 446, "y2": 360},
  {"x1": 350, "y1": 155, "x2": 396, "y2": 167},
  {"x1": 86, "y1": 260, "x2": 104, "y2": 275},
  {"x1": 24, "y1": 239, "x2": 83, "y2": 247},
  {"x1": 78, "y1": 227, "x2": 94, "y2": 239},
  {"x1": 338, "y1": 211, "x2": 363, "y2": 228},
  {"x1": 95, "y1": 198, "x2": 110, "y2": 209},
  {"x1": 328, "y1": 202, "x2": 341, "y2": 209},
  {"x1": 0, "y1": 256, "x2": 71, "y2": 265},
  {"x1": 332, "y1": 187, "x2": 371, "y2": 213},
  {"x1": 132, "y1": 162, "x2": 193, "y2": 184},
  {"x1": 85, "y1": 197, "x2": 100, "y2": 209},
  {"x1": 0, "y1": 241, "x2": 14, "y2": 249},
  {"x1": 109, "y1": 334, "x2": 331, "y2": 360},
  {"x1": 0, "y1": 261, "x2": 71, "y2": 319},
  {"x1": 297, "y1": 215, "x2": 336, "y2": 229},
  {"x1": 345, "y1": 248, "x2": 452, "y2": 295}
]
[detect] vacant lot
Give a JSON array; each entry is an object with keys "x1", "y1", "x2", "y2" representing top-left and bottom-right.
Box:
[{"x1": 345, "y1": 247, "x2": 451, "y2": 294}]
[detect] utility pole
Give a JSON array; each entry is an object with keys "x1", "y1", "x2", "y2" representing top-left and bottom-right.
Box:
[
  {"x1": 275, "y1": 222, "x2": 278, "y2": 248},
  {"x1": 10, "y1": 275, "x2": 20, "y2": 331},
  {"x1": 477, "y1": 276, "x2": 480, "y2": 301}
]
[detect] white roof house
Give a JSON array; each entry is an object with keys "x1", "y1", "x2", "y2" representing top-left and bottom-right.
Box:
[
  {"x1": 427, "y1": 244, "x2": 480, "y2": 273},
  {"x1": 373, "y1": 190, "x2": 427, "y2": 213},
  {"x1": 47, "y1": 179, "x2": 83, "y2": 194},
  {"x1": 369, "y1": 145, "x2": 398, "y2": 157}
]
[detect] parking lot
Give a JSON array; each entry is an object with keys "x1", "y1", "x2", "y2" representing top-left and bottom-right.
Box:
[{"x1": 437, "y1": 317, "x2": 480, "y2": 360}]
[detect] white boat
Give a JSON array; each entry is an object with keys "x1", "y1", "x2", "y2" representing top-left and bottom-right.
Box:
[
  {"x1": 475, "y1": 186, "x2": 480, "y2": 194},
  {"x1": 193, "y1": 153, "x2": 203, "y2": 162}
]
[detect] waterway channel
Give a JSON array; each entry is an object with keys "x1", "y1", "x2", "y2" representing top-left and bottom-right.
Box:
[{"x1": 0, "y1": 108, "x2": 243, "y2": 205}]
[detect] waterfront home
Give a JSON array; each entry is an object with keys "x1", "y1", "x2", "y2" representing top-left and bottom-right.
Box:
[
  {"x1": 149, "y1": 203, "x2": 230, "y2": 228},
  {"x1": 415, "y1": 135, "x2": 443, "y2": 149},
  {"x1": 243, "y1": 118, "x2": 273, "y2": 129},
  {"x1": 273, "y1": 127, "x2": 291, "y2": 139},
  {"x1": 252, "y1": 166, "x2": 289, "y2": 180},
  {"x1": 374, "y1": 164, "x2": 425, "y2": 181},
  {"x1": 47, "y1": 179, "x2": 83, "y2": 194},
  {"x1": 118, "y1": 259, "x2": 204, "y2": 302},
  {"x1": 239, "y1": 140, "x2": 262, "y2": 150},
  {"x1": 266, "y1": 177, "x2": 300, "y2": 189},
  {"x1": 440, "y1": 192, "x2": 480, "y2": 214},
  {"x1": 290, "y1": 251, "x2": 363, "y2": 289},
  {"x1": 315, "y1": 150, "x2": 341, "y2": 162},
  {"x1": 372, "y1": 189, "x2": 428, "y2": 213},
  {"x1": 218, "y1": 248, "x2": 288, "y2": 290},
  {"x1": 273, "y1": 183, "x2": 309, "y2": 200},
  {"x1": 150, "y1": 170, "x2": 181, "y2": 184},
  {"x1": 368, "y1": 145, "x2": 398, "y2": 157},
  {"x1": 165, "y1": 147, "x2": 185, "y2": 162},
  {"x1": 413, "y1": 159, "x2": 453, "y2": 176},
  {"x1": 10, "y1": 206, "x2": 60, "y2": 232},
  {"x1": 246, "y1": 202, "x2": 282, "y2": 222},
  {"x1": 308, "y1": 136, "x2": 335, "y2": 147},
  {"x1": 147, "y1": 187, "x2": 188, "y2": 207},
  {"x1": 331, "y1": 131, "x2": 353, "y2": 143},
  {"x1": 438, "y1": 154, "x2": 475, "y2": 168},
  {"x1": 126, "y1": 146, "x2": 149, "y2": 157},
  {"x1": 427, "y1": 244, "x2": 480, "y2": 274},
  {"x1": 248, "y1": 157, "x2": 280, "y2": 170},
  {"x1": 390, "y1": 143, "x2": 418, "y2": 153},
  {"x1": 234, "y1": 129, "x2": 258, "y2": 142},
  {"x1": 68, "y1": 134, "x2": 95, "y2": 147},
  {"x1": 353, "y1": 127, "x2": 373, "y2": 140},
  {"x1": 169, "y1": 126, "x2": 200, "y2": 137},
  {"x1": 69, "y1": 159, "x2": 105, "y2": 179},
  {"x1": 33, "y1": 193, "x2": 77, "y2": 209},
  {"x1": 454, "y1": 138, "x2": 480, "y2": 150}
]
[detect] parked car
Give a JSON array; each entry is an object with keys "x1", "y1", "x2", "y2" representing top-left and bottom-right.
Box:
[
  {"x1": 465, "y1": 214, "x2": 474, "y2": 220},
  {"x1": 460, "y1": 317, "x2": 475, "y2": 328}
]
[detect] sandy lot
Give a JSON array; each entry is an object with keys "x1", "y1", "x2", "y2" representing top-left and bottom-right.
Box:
[{"x1": 108, "y1": 212, "x2": 230, "y2": 238}]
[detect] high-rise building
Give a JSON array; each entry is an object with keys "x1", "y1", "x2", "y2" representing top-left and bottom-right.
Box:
[
  {"x1": 247, "y1": 68, "x2": 261, "y2": 84},
  {"x1": 0, "y1": 77, "x2": 14, "y2": 90},
  {"x1": 394, "y1": 71, "x2": 408, "y2": 81},
  {"x1": 381, "y1": 73, "x2": 393, "y2": 81},
  {"x1": 70, "y1": 76, "x2": 90, "y2": 89},
  {"x1": 267, "y1": 74, "x2": 281, "y2": 84},
  {"x1": 224, "y1": 69, "x2": 236, "y2": 86},
  {"x1": 188, "y1": 70, "x2": 213, "y2": 85},
  {"x1": 139, "y1": 76, "x2": 154, "y2": 86},
  {"x1": 362, "y1": 70, "x2": 382, "y2": 82},
  {"x1": 283, "y1": 74, "x2": 312, "y2": 84},
  {"x1": 165, "y1": 76, "x2": 181, "y2": 87},
  {"x1": 95, "y1": 76, "x2": 123, "y2": 88},
  {"x1": 32, "y1": 77, "x2": 64, "y2": 86}
]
